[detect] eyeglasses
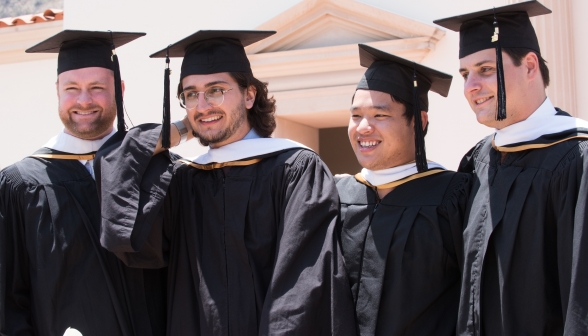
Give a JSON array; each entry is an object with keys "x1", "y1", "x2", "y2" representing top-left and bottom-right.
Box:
[{"x1": 179, "y1": 87, "x2": 233, "y2": 110}]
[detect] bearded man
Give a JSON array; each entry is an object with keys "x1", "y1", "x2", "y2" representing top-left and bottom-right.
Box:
[
  {"x1": 0, "y1": 31, "x2": 167, "y2": 335},
  {"x1": 96, "y1": 30, "x2": 356, "y2": 335}
]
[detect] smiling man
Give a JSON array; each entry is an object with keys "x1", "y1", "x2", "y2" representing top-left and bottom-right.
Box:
[
  {"x1": 335, "y1": 44, "x2": 471, "y2": 335},
  {"x1": 96, "y1": 30, "x2": 356, "y2": 335},
  {"x1": 435, "y1": 1, "x2": 588, "y2": 334},
  {"x1": 0, "y1": 31, "x2": 168, "y2": 335}
]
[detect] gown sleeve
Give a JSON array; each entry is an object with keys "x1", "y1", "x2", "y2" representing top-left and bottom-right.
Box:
[
  {"x1": 0, "y1": 167, "x2": 34, "y2": 334},
  {"x1": 260, "y1": 150, "x2": 357, "y2": 336},
  {"x1": 95, "y1": 124, "x2": 177, "y2": 268},
  {"x1": 549, "y1": 141, "x2": 588, "y2": 332},
  {"x1": 437, "y1": 172, "x2": 472, "y2": 271}
]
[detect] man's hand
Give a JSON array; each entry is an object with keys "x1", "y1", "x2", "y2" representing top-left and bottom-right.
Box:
[{"x1": 153, "y1": 116, "x2": 194, "y2": 156}]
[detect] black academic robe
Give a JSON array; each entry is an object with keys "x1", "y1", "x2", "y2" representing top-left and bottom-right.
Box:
[
  {"x1": 458, "y1": 110, "x2": 588, "y2": 335},
  {"x1": 0, "y1": 146, "x2": 167, "y2": 336},
  {"x1": 336, "y1": 171, "x2": 470, "y2": 336},
  {"x1": 96, "y1": 124, "x2": 357, "y2": 336}
]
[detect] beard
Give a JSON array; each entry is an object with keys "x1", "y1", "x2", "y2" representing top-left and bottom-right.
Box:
[
  {"x1": 59, "y1": 100, "x2": 117, "y2": 139},
  {"x1": 193, "y1": 100, "x2": 247, "y2": 147}
]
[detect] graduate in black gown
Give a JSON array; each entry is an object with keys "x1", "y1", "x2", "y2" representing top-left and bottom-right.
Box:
[
  {"x1": 335, "y1": 44, "x2": 471, "y2": 335},
  {"x1": 0, "y1": 31, "x2": 167, "y2": 336},
  {"x1": 96, "y1": 30, "x2": 356, "y2": 335},
  {"x1": 435, "y1": 1, "x2": 588, "y2": 334}
]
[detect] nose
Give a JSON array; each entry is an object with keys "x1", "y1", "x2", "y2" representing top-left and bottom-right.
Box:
[
  {"x1": 356, "y1": 117, "x2": 373, "y2": 134},
  {"x1": 77, "y1": 89, "x2": 93, "y2": 105},
  {"x1": 464, "y1": 72, "x2": 481, "y2": 96},
  {"x1": 194, "y1": 92, "x2": 212, "y2": 113}
]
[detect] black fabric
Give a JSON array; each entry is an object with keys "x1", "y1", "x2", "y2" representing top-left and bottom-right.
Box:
[
  {"x1": 180, "y1": 38, "x2": 252, "y2": 79},
  {"x1": 457, "y1": 112, "x2": 588, "y2": 334},
  {"x1": 356, "y1": 44, "x2": 452, "y2": 111},
  {"x1": 57, "y1": 39, "x2": 113, "y2": 74},
  {"x1": 336, "y1": 172, "x2": 470, "y2": 335},
  {"x1": 96, "y1": 125, "x2": 357, "y2": 335},
  {"x1": 25, "y1": 30, "x2": 145, "y2": 74},
  {"x1": 148, "y1": 30, "x2": 275, "y2": 80},
  {"x1": 433, "y1": 0, "x2": 550, "y2": 58},
  {"x1": 357, "y1": 61, "x2": 431, "y2": 111},
  {"x1": 0, "y1": 148, "x2": 166, "y2": 336},
  {"x1": 458, "y1": 12, "x2": 540, "y2": 58}
]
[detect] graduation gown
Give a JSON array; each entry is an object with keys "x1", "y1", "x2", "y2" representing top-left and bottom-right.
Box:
[
  {"x1": 458, "y1": 111, "x2": 588, "y2": 335},
  {"x1": 336, "y1": 170, "x2": 470, "y2": 336},
  {"x1": 97, "y1": 124, "x2": 356, "y2": 336},
  {"x1": 0, "y1": 145, "x2": 167, "y2": 336}
]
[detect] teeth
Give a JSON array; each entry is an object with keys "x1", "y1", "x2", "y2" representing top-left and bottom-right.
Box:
[
  {"x1": 360, "y1": 141, "x2": 379, "y2": 147},
  {"x1": 76, "y1": 111, "x2": 95, "y2": 115},
  {"x1": 475, "y1": 97, "x2": 491, "y2": 104},
  {"x1": 202, "y1": 115, "x2": 222, "y2": 122}
]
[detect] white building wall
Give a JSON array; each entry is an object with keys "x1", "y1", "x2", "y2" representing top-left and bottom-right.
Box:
[{"x1": 1, "y1": 0, "x2": 585, "y2": 170}]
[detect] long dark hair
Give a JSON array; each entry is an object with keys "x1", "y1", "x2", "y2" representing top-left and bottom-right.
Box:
[{"x1": 228, "y1": 72, "x2": 276, "y2": 137}]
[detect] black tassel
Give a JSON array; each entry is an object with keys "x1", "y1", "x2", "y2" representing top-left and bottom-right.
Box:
[
  {"x1": 493, "y1": 9, "x2": 507, "y2": 121},
  {"x1": 413, "y1": 67, "x2": 427, "y2": 173},
  {"x1": 110, "y1": 31, "x2": 125, "y2": 132},
  {"x1": 161, "y1": 46, "x2": 171, "y2": 149}
]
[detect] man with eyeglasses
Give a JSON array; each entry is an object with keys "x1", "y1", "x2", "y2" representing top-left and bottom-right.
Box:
[
  {"x1": 0, "y1": 31, "x2": 167, "y2": 336},
  {"x1": 95, "y1": 30, "x2": 356, "y2": 335}
]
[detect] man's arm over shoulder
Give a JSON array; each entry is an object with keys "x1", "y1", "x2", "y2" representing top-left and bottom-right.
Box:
[{"x1": 96, "y1": 124, "x2": 178, "y2": 268}]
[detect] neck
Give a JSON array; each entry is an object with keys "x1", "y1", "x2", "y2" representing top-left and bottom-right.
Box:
[
  {"x1": 494, "y1": 91, "x2": 547, "y2": 130},
  {"x1": 209, "y1": 126, "x2": 252, "y2": 149},
  {"x1": 63, "y1": 126, "x2": 114, "y2": 141}
]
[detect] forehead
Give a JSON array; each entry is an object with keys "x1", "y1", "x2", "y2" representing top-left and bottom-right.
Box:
[
  {"x1": 57, "y1": 66, "x2": 114, "y2": 83},
  {"x1": 352, "y1": 89, "x2": 394, "y2": 107},
  {"x1": 459, "y1": 48, "x2": 496, "y2": 69},
  {"x1": 181, "y1": 72, "x2": 236, "y2": 88}
]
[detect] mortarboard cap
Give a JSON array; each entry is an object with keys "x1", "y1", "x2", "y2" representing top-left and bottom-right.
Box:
[
  {"x1": 150, "y1": 30, "x2": 275, "y2": 148},
  {"x1": 434, "y1": 0, "x2": 551, "y2": 121},
  {"x1": 26, "y1": 30, "x2": 146, "y2": 132},
  {"x1": 150, "y1": 30, "x2": 275, "y2": 80},
  {"x1": 356, "y1": 44, "x2": 453, "y2": 172}
]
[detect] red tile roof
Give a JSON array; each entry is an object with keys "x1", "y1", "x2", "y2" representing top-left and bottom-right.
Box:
[{"x1": 0, "y1": 9, "x2": 63, "y2": 28}]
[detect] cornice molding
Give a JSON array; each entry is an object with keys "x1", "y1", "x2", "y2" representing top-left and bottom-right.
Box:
[{"x1": 0, "y1": 20, "x2": 63, "y2": 65}]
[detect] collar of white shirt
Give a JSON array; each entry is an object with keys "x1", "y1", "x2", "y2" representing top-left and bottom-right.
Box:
[{"x1": 494, "y1": 97, "x2": 588, "y2": 147}]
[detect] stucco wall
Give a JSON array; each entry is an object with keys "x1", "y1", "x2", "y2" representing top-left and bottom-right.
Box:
[{"x1": 1, "y1": 0, "x2": 585, "y2": 170}]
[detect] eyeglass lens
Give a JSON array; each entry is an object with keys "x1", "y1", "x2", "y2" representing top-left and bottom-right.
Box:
[{"x1": 179, "y1": 87, "x2": 231, "y2": 109}]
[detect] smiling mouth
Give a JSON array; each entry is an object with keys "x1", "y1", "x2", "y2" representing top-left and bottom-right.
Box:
[
  {"x1": 359, "y1": 140, "x2": 380, "y2": 148},
  {"x1": 200, "y1": 115, "x2": 222, "y2": 123},
  {"x1": 475, "y1": 96, "x2": 493, "y2": 105},
  {"x1": 73, "y1": 110, "x2": 98, "y2": 115}
]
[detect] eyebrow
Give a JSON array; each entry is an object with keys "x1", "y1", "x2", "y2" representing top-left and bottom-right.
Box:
[
  {"x1": 459, "y1": 60, "x2": 494, "y2": 73},
  {"x1": 183, "y1": 80, "x2": 230, "y2": 91},
  {"x1": 62, "y1": 80, "x2": 106, "y2": 86},
  {"x1": 350, "y1": 105, "x2": 390, "y2": 112}
]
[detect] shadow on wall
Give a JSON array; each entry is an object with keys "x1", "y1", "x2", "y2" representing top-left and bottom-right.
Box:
[{"x1": 319, "y1": 127, "x2": 362, "y2": 175}]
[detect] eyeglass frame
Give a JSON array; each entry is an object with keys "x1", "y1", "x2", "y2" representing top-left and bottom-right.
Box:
[{"x1": 178, "y1": 87, "x2": 234, "y2": 110}]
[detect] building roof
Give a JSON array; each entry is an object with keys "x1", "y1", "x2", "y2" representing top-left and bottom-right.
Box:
[{"x1": 0, "y1": 9, "x2": 63, "y2": 28}]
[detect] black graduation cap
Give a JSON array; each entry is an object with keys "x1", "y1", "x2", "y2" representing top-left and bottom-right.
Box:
[
  {"x1": 434, "y1": 0, "x2": 551, "y2": 121},
  {"x1": 26, "y1": 30, "x2": 146, "y2": 132},
  {"x1": 356, "y1": 44, "x2": 452, "y2": 172},
  {"x1": 150, "y1": 30, "x2": 275, "y2": 148}
]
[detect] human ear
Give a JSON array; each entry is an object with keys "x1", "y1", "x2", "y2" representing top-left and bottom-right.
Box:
[
  {"x1": 420, "y1": 111, "x2": 428, "y2": 131},
  {"x1": 523, "y1": 52, "x2": 540, "y2": 81},
  {"x1": 245, "y1": 84, "x2": 256, "y2": 109}
]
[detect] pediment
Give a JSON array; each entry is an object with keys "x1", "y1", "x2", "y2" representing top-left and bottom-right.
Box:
[{"x1": 247, "y1": 0, "x2": 444, "y2": 54}]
